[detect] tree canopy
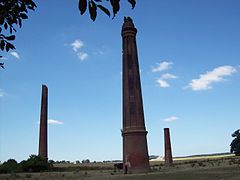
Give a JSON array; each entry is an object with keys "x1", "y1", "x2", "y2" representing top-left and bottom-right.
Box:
[
  {"x1": 230, "y1": 129, "x2": 240, "y2": 156},
  {"x1": 0, "y1": 0, "x2": 136, "y2": 69},
  {"x1": 0, "y1": 155, "x2": 51, "y2": 173},
  {"x1": 79, "y1": 0, "x2": 136, "y2": 21},
  {"x1": 0, "y1": 0, "x2": 37, "y2": 68}
]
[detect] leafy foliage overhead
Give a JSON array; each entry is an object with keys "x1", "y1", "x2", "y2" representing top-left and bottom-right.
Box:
[
  {"x1": 78, "y1": 0, "x2": 136, "y2": 21},
  {"x1": 0, "y1": 0, "x2": 37, "y2": 68},
  {"x1": 0, "y1": 0, "x2": 136, "y2": 69}
]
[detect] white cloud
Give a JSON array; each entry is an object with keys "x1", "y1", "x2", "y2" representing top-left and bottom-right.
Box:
[
  {"x1": 69, "y1": 39, "x2": 89, "y2": 61},
  {"x1": 152, "y1": 62, "x2": 178, "y2": 88},
  {"x1": 71, "y1": 40, "x2": 84, "y2": 52},
  {"x1": 156, "y1": 73, "x2": 178, "y2": 88},
  {"x1": 152, "y1": 61, "x2": 173, "y2": 72},
  {"x1": 77, "y1": 52, "x2": 88, "y2": 61},
  {"x1": 161, "y1": 73, "x2": 178, "y2": 79},
  {"x1": 48, "y1": 119, "x2": 64, "y2": 125},
  {"x1": 156, "y1": 79, "x2": 170, "y2": 88},
  {"x1": 0, "y1": 89, "x2": 6, "y2": 97},
  {"x1": 163, "y1": 116, "x2": 179, "y2": 122},
  {"x1": 189, "y1": 65, "x2": 237, "y2": 91},
  {"x1": 10, "y1": 52, "x2": 20, "y2": 59}
]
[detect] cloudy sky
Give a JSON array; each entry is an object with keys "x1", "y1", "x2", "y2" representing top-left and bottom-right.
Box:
[{"x1": 0, "y1": 0, "x2": 240, "y2": 162}]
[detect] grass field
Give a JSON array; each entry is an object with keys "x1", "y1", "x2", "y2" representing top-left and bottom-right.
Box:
[{"x1": 1, "y1": 154, "x2": 240, "y2": 180}]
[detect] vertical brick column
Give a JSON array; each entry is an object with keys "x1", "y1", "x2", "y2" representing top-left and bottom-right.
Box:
[
  {"x1": 164, "y1": 128, "x2": 173, "y2": 165},
  {"x1": 122, "y1": 17, "x2": 150, "y2": 173},
  {"x1": 38, "y1": 84, "x2": 48, "y2": 160}
]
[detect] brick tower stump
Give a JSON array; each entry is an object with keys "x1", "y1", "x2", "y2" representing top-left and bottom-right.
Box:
[{"x1": 164, "y1": 128, "x2": 173, "y2": 165}]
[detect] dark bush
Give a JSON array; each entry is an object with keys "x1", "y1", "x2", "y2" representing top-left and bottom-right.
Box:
[
  {"x1": 230, "y1": 129, "x2": 240, "y2": 156},
  {"x1": 0, "y1": 155, "x2": 53, "y2": 173},
  {"x1": 19, "y1": 155, "x2": 51, "y2": 172},
  {"x1": 0, "y1": 159, "x2": 18, "y2": 173}
]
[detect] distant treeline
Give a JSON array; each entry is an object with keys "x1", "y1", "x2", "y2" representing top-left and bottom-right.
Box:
[
  {"x1": 52, "y1": 159, "x2": 122, "y2": 164},
  {"x1": 174, "y1": 152, "x2": 232, "y2": 159}
]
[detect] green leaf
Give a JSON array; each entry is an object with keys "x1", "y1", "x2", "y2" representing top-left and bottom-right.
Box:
[
  {"x1": 19, "y1": 18, "x2": 22, "y2": 28},
  {"x1": 20, "y1": 13, "x2": 28, "y2": 19},
  {"x1": 0, "y1": 17, "x2": 4, "y2": 25},
  {"x1": 6, "y1": 43, "x2": 10, "y2": 52},
  {"x1": 78, "y1": 0, "x2": 87, "y2": 15},
  {"x1": 97, "y1": 5, "x2": 110, "y2": 17},
  {"x1": 89, "y1": 0, "x2": 97, "y2": 21},
  {"x1": 0, "y1": 40, "x2": 5, "y2": 51},
  {"x1": 4, "y1": 23, "x2": 8, "y2": 30},
  {"x1": 10, "y1": 44, "x2": 15, "y2": 50},
  {"x1": 28, "y1": 6, "x2": 34, "y2": 10},
  {"x1": 28, "y1": 1, "x2": 37, "y2": 11},
  {"x1": 6, "y1": 42, "x2": 15, "y2": 52},
  {"x1": 5, "y1": 35, "x2": 15, "y2": 41},
  {"x1": 12, "y1": 18, "x2": 17, "y2": 24},
  {"x1": 110, "y1": 0, "x2": 120, "y2": 18},
  {"x1": 20, "y1": 3, "x2": 27, "y2": 12},
  {"x1": 0, "y1": 62, "x2": 4, "y2": 69},
  {"x1": 128, "y1": 0, "x2": 136, "y2": 9},
  {"x1": 30, "y1": 1, "x2": 37, "y2": 8},
  {"x1": 0, "y1": 55, "x2": 4, "y2": 69}
]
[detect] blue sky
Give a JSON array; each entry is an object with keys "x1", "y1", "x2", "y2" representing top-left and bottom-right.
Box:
[{"x1": 0, "y1": 0, "x2": 240, "y2": 162}]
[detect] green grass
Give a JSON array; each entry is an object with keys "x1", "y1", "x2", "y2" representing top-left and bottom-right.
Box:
[{"x1": 1, "y1": 155, "x2": 240, "y2": 180}]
